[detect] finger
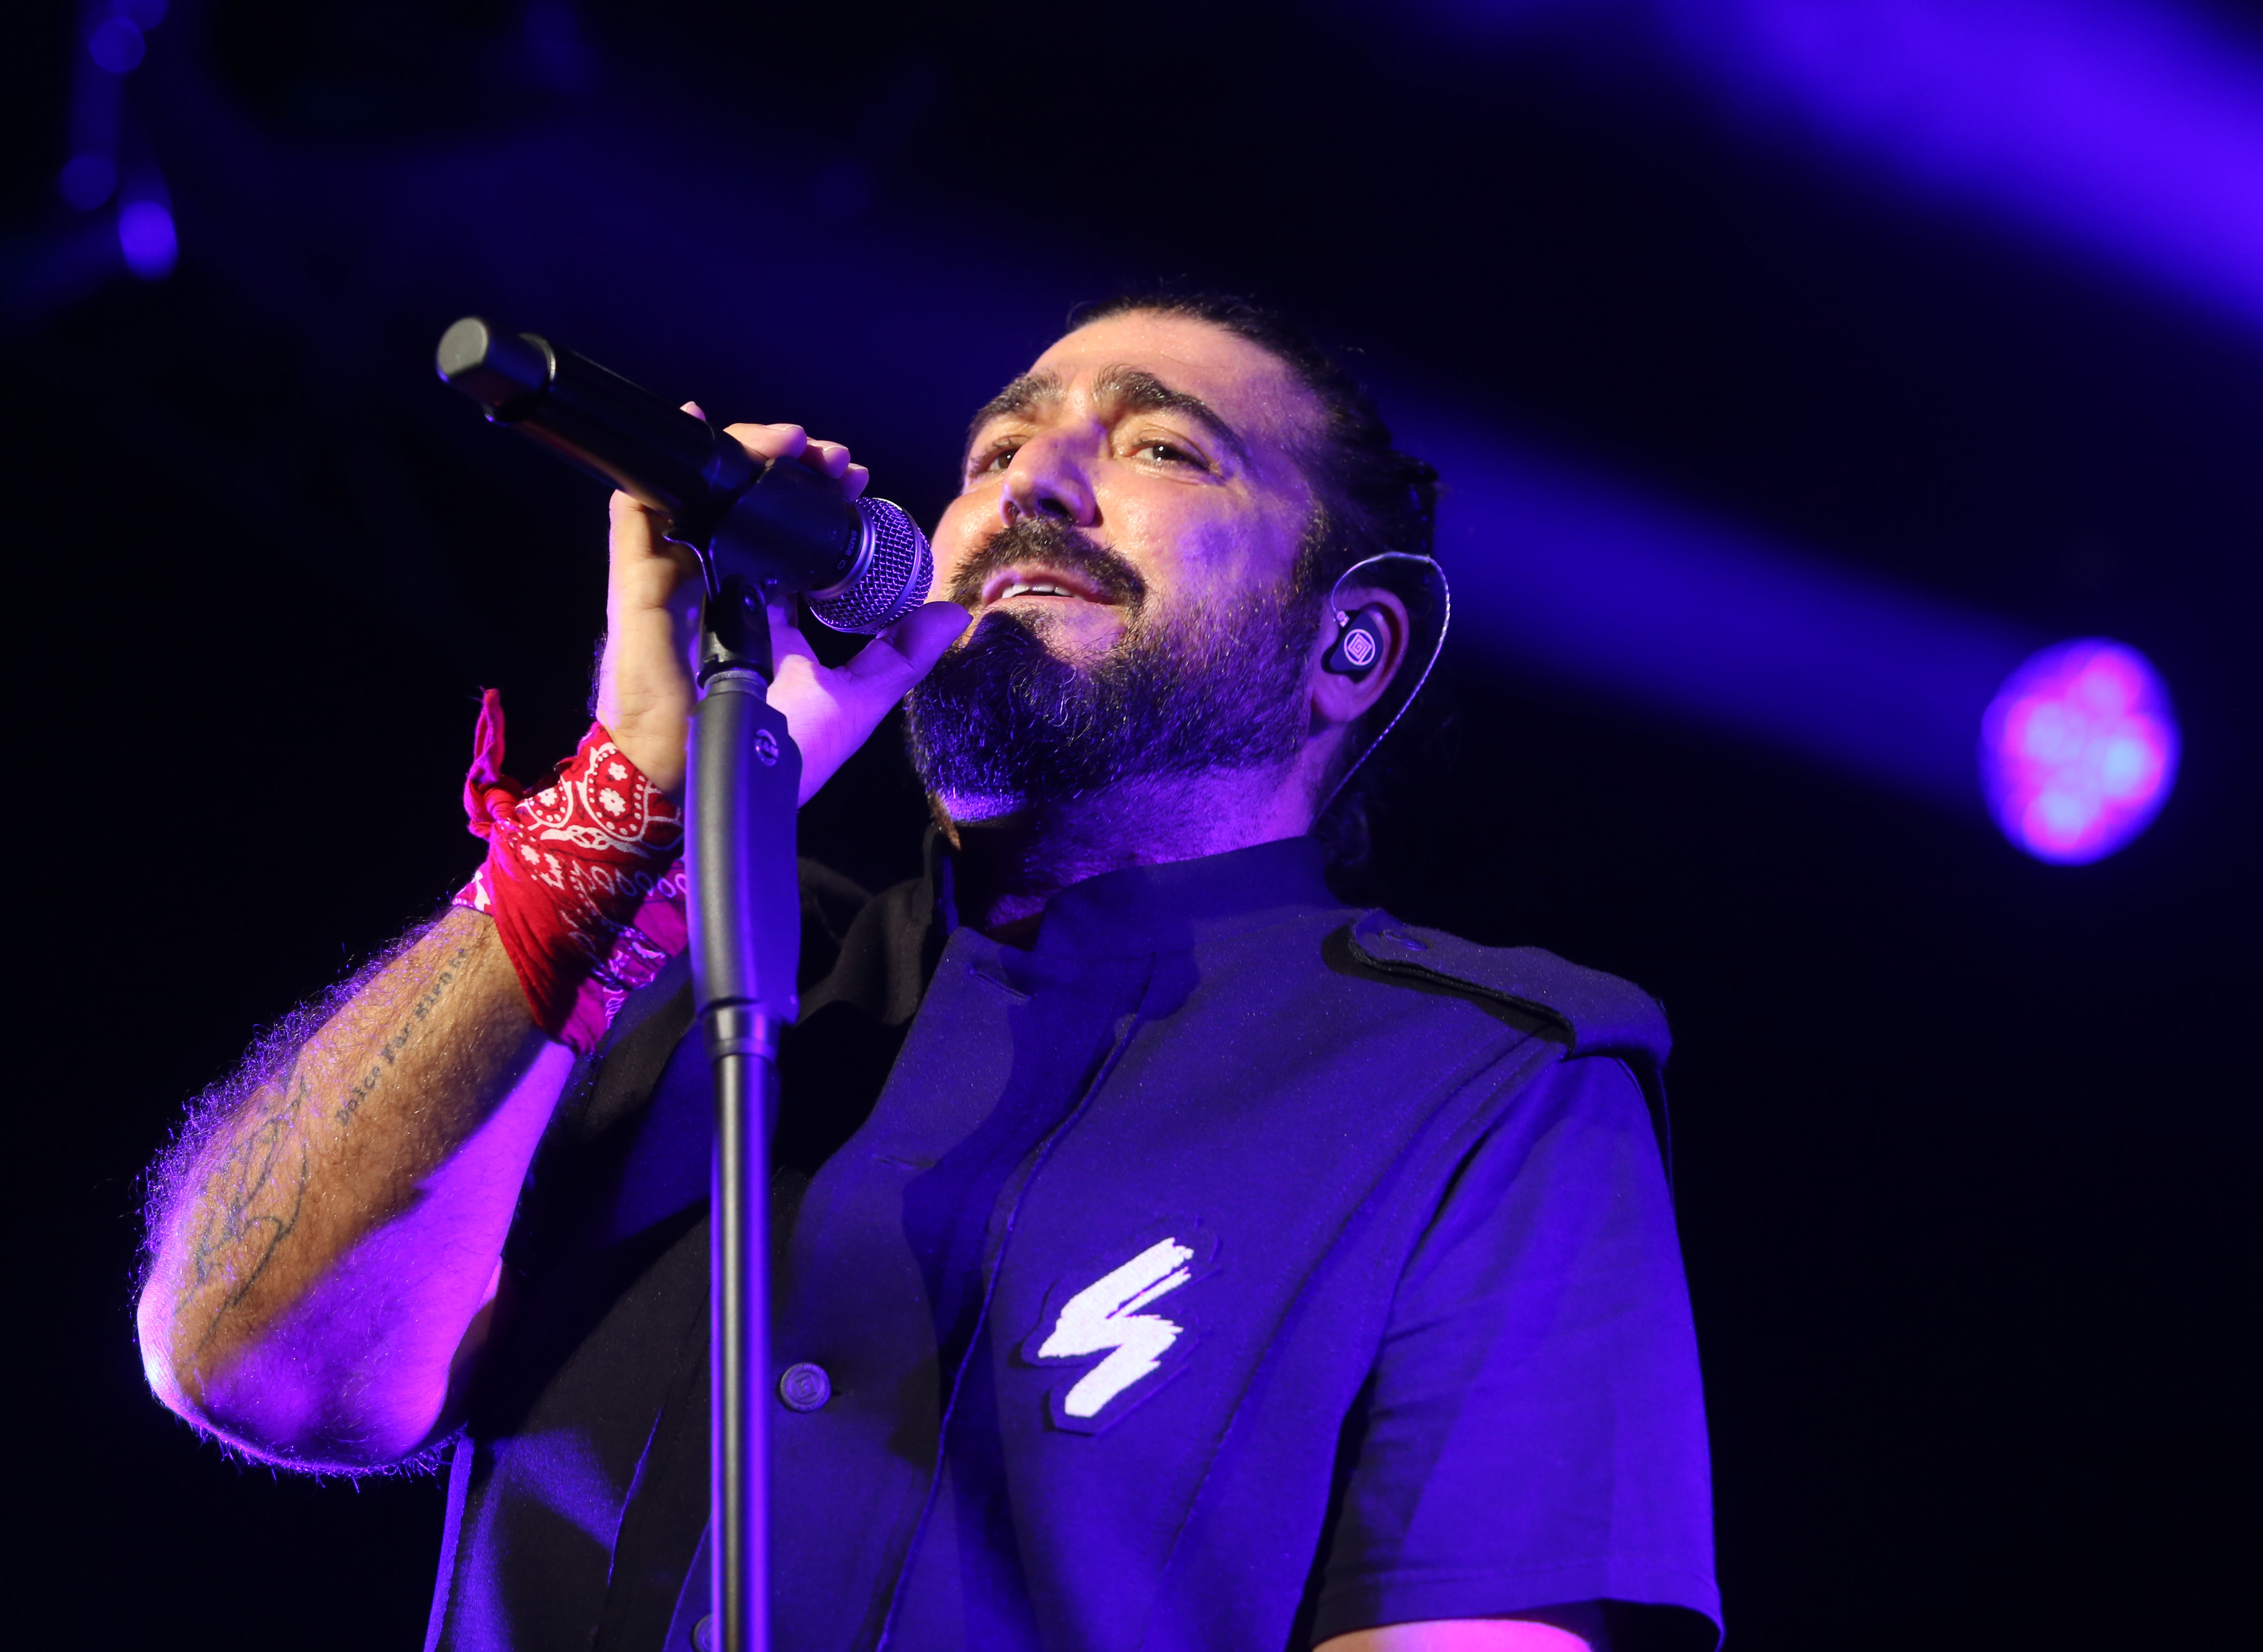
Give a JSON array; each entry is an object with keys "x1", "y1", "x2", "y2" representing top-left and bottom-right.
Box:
[
  {"x1": 721, "y1": 420, "x2": 811, "y2": 465},
  {"x1": 609, "y1": 487, "x2": 666, "y2": 534},
  {"x1": 609, "y1": 491, "x2": 702, "y2": 592},
  {"x1": 680, "y1": 400, "x2": 707, "y2": 422},
  {"x1": 765, "y1": 595, "x2": 819, "y2": 667},
  {"x1": 840, "y1": 462, "x2": 871, "y2": 501},
  {"x1": 801, "y1": 439, "x2": 854, "y2": 481},
  {"x1": 609, "y1": 493, "x2": 699, "y2": 559}
]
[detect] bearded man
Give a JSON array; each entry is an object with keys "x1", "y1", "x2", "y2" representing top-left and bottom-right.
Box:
[{"x1": 137, "y1": 296, "x2": 1721, "y2": 1652}]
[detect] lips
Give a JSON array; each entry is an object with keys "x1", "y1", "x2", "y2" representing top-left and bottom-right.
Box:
[
  {"x1": 949, "y1": 519, "x2": 1147, "y2": 611},
  {"x1": 980, "y1": 565, "x2": 1111, "y2": 607}
]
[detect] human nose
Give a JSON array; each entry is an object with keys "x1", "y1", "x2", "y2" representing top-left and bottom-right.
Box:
[{"x1": 998, "y1": 433, "x2": 1096, "y2": 528}]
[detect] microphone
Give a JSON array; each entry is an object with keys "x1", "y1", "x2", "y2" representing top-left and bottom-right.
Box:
[{"x1": 435, "y1": 317, "x2": 933, "y2": 634}]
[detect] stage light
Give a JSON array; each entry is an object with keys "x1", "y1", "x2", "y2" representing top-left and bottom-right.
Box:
[
  {"x1": 58, "y1": 153, "x2": 116, "y2": 211},
  {"x1": 86, "y1": 17, "x2": 146, "y2": 76},
  {"x1": 1403, "y1": 417, "x2": 2035, "y2": 803},
  {"x1": 117, "y1": 199, "x2": 175, "y2": 280},
  {"x1": 1980, "y1": 638, "x2": 2177, "y2": 864}
]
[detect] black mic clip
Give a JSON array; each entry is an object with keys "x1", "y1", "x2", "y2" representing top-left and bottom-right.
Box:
[{"x1": 699, "y1": 576, "x2": 775, "y2": 686}]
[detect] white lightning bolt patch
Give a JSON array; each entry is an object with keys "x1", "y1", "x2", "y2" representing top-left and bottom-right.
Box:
[{"x1": 1028, "y1": 1233, "x2": 1206, "y2": 1430}]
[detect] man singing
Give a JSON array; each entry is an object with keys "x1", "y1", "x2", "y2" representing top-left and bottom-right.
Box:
[{"x1": 138, "y1": 296, "x2": 1720, "y2": 1651}]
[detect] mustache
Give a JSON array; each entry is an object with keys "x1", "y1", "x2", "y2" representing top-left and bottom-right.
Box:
[{"x1": 945, "y1": 516, "x2": 1147, "y2": 610}]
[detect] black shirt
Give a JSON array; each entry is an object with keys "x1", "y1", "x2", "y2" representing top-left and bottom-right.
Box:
[{"x1": 425, "y1": 838, "x2": 1718, "y2": 1652}]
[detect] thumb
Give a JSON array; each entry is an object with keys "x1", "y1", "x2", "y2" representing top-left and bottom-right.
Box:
[
  {"x1": 780, "y1": 601, "x2": 971, "y2": 807},
  {"x1": 841, "y1": 600, "x2": 972, "y2": 694}
]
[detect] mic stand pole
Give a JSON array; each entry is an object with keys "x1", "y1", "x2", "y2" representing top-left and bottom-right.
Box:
[{"x1": 687, "y1": 576, "x2": 801, "y2": 1652}]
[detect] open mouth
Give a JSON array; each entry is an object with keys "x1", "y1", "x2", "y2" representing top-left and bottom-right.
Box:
[{"x1": 980, "y1": 566, "x2": 1113, "y2": 607}]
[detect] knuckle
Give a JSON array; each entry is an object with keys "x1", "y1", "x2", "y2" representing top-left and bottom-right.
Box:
[{"x1": 725, "y1": 422, "x2": 809, "y2": 458}]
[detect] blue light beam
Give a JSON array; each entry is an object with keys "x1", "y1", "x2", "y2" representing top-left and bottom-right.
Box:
[
  {"x1": 1399, "y1": 407, "x2": 2035, "y2": 803},
  {"x1": 131, "y1": 71, "x2": 2175, "y2": 855},
  {"x1": 1658, "y1": 0, "x2": 2263, "y2": 334},
  {"x1": 1401, "y1": 408, "x2": 2177, "y2": 857},
  {"x1": 1425, "y1": 0, "x2": 2263, "y2": 342}
]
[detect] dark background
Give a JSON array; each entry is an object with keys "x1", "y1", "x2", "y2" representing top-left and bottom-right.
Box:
[{"x1": 7, "y1": 2, "x2": 2256, "y2": 1647}]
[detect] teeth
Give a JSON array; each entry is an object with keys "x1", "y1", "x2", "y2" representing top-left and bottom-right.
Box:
[{"x1": 1000, "y1": 582, "x2": 1073, "y2": 599}]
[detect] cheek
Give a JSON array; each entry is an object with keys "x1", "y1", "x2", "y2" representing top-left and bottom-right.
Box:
[
  {"x1": 1108, "y1": 487, "x2": 1299, "y2": 602},
  {"x1": 930, "y1": 493, "x2": 993, "y2": 589}
]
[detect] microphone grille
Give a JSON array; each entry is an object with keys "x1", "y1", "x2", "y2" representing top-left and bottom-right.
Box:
[{"x1": 809, "y1": 498, "x2": 934, "y2": 635}]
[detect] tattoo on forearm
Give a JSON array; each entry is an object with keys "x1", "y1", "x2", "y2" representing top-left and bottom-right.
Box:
[
  {"x1": 177, "y1": 945, "x2": 471, "y2": 1345},
  {"x1": 334, "y1": 954, "x2": 464, "y2": 1128},
  {"x1": 180, "y1": 1073, "x2": 312, "y2": 1348}
]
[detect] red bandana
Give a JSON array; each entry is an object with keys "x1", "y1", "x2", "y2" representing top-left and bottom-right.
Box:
[{"x1": 451, "y1": 690, "x2": 688, "y2": 1055}]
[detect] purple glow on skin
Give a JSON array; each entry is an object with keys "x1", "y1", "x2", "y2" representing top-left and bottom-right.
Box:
[
  {"x1": 118, "y1": 199, "x2": 175, "y2": 280},
  {"x1": 1656, "y1": 0, "x2": 2263, "y2": 333},
  {"x1": 1980, "y1": 637, "x2": 2177, "y2": 864}
]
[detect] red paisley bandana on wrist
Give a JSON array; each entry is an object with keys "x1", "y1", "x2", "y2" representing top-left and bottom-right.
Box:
[{"x1": 451, "y1": 690, "x2": 688, "y2": 1055}]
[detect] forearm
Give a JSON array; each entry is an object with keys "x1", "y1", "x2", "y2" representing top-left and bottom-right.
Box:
[
  {"x1": 138, "y1": 908, "x2": 573, "y2": 1467},
  {"x1": 132, "y1": 419, "x2": 957, "y2": 1468}
]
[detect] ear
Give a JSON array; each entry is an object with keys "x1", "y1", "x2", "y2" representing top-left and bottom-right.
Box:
[{"x1": 1307, "y1": 585, "x2": 1413, "y2": 732}]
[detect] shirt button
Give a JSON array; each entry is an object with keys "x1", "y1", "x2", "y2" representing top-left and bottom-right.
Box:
[{"x1": 778, "y1": 1362, "x2": 832, "y2": 1412}]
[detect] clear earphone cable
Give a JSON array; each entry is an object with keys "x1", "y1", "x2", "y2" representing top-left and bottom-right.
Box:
[{"x1": 1315, "y1": 551, "x2": 1452, "y2": 819}]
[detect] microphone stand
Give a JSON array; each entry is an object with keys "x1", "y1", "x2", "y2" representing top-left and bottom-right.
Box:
[
  {"x1": 686, "y1": 575, "x2": 801, "y2": 1652},
  {"x1": 433, "y1": 316, "x2": 924, "y2": 1649}
]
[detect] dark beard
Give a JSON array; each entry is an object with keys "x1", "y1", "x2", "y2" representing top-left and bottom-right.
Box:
[{"x1": 903, "y1": 518, "x2": 1317, "y2": 808}]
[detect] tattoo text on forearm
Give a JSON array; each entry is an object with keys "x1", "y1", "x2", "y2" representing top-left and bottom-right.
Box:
[{"x1": 176, "y1": 946, "x2": 471, "y2": 1354}]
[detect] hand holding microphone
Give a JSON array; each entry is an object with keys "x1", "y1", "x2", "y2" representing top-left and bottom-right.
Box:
[
  {"x1": 600, "y1": 416, "x2": 967, "y2": 798},
  {"x1": 437, "y1": 319, "x2": 969, "y2": 800}
]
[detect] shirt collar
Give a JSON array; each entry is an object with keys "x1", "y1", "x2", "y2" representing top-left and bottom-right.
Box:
[
  {"x1": 997, "y1": 834, "x2": 1338, "y2": 960},
  {"x1": 809, "y1": 831, "x2": 1338, "y2": 1029}
]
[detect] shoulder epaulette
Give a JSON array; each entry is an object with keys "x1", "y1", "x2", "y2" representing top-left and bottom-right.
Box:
[
  {"x1": 1344, "y1": 909, "x2": 1671, "y2": 1068},
  {"x1": 1342, "y1": 909, "x2": 1678, "y2": 1180}
]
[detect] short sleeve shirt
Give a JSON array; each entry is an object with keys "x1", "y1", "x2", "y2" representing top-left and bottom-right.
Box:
[{"x1": 426, "y1": 837, "x2": 1719, "y2": 1652}]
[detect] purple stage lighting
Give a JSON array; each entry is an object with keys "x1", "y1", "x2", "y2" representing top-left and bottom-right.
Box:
[
  {"x1": 1397, "y1": 407, "x2": 2038, "y2": 804},
  {"x1": 1419, "y1": 1, "x2": 2263, "y2": 341},
  {"x1": 118, "y1": 198, "x2": 175, "y2": 280},
  {"x1": 58, "y1": 153, "x2": 116, "y2": 211},
  {"x1": 1980, "y1": 638, "x2": 2177, "y2": 864},
  {"x1": 86, "y1": 16, "x2": 146, "y2": 76},
  {"x1": 1655, "y1": 0, "x2": 2263, "y2": 338}
]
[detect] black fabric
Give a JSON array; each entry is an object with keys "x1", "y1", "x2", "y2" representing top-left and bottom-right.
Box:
[
  {"x1": 428, "y1": 838, "x2": 1717, "y2": 1652},
  {"x1": 1333, "y1": 911, "x2": 1678, "y2": 1180},
  {"x1": 427, "y1": 856, "x2": 943, "y2": 1652}
]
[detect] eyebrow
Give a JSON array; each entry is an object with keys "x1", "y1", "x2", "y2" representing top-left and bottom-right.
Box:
[
  {"x1": 964, "y1": 370, "x2": 1061, "y2": 461},
  {"x1": 963, "y1": 363, "x2": 1252, "y2": 467}
]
